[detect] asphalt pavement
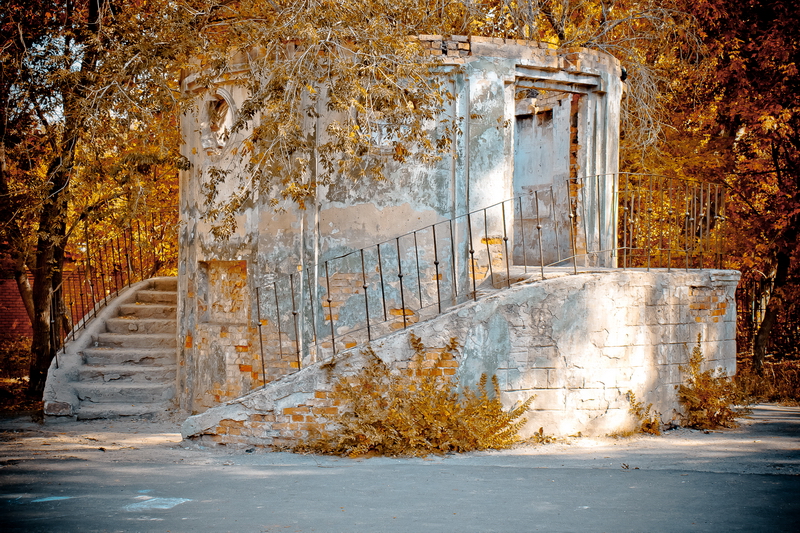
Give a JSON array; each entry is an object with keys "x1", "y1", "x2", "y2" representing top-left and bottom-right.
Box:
[{"x1": 1, "y1": 404, "x2": 798, "y2": 532}]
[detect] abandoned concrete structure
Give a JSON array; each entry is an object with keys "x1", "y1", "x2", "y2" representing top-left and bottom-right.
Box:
[
  {"x1": 44, "y1": 37, "x2": 739, "y2": 443},
  {"x1": 174, "y1": 36, "x2": 737, "y2": 444}
]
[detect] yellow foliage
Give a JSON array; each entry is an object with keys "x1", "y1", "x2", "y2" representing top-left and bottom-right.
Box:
[
  {"x1": 625, "y1": 390, "x2": 661, "y2": 435},
  {"x1": 298, "y1": 334, "x2": 534, "y2": 456},
  {"x1": 735, "y1": 359, "x2": 800, "y2": 406},
  {"x1": 677, "y1": 335, "x2": 742, "y2": 429}
]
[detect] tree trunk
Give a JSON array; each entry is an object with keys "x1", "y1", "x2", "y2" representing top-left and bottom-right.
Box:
[
  {"x1": 27, "y1": 163, "x2": 70, "y2": 397},
  {"x1": 25, "y1": 1, "x2": 105, "y2": 397},
  {"x1": 13, "y1": 256, "x2": 35, "y2": 325},
  {"x1": 752, "y1": 251, "x2": 791, "y2": 375}
]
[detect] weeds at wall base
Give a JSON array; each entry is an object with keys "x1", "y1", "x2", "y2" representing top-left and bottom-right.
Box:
[
  {"x1": 607, "y1": 390, "x2": 662, "y2": 438},
  {"x1": 678, "y1": 335, "x2": 743, "y2": 430},
  {"x1": 519, "y1": 426, "x2": 557, "y2": 445},
  {"x1": 629, "y1": 390, "x2": 662, "y2": 436},
  {"x1": 294, "y1": 334, "x2": 537, "y2": 457}
]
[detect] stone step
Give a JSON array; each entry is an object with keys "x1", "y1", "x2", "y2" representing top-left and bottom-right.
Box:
[
  {"x1": 118, "y1": 303, "x2": 177, "y2": 319},
  {"x1": 82, "y1": 347, "x2": 176, "y2": 366},
  {"x1": 152, "y1": 278, "x2": 177, "y2": 291},
  {"x1": 74, "y1": 382, "x2": 175, "y2": 404},
  {"x1": 75, "y1": 401, "x2": 174, "y2": 420},
  {"x1": 105, "y1": 317, "x2": 177, "y2": 334},
  {"x1": 136, "y1": 289, "x2": 177, "y2": 304},
  {"x1": 96, "y1": 332, "x2": 177, "y2": 349},
  {"x1": 69, "y1": 277, "x2": 179, "y2": 420},
  {"x1": 78, "y1": 364, "x2": 177, "y2": 383}
]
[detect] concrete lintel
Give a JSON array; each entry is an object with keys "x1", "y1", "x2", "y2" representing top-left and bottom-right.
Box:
[
  {"x1": 515, "y1": 66, "x2": 601, "y2": 90},
  {"x1": 515, "y1": 78, "x2": 594, "y2": 96}
]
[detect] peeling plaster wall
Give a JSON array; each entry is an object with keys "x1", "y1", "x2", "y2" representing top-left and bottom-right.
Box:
[
  {"x1": 178, "y1": 38, "x2": 625, "y2": 414},
  {"x1": 181, "y1": 269, "x2": 740, "y2": 445}
]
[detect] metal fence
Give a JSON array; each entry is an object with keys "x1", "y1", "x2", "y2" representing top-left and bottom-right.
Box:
[
  {"x1": 735, "y1": 277, "x2": 800, "y2": 359},
  {"x1": 618, "y1": 173, "x2": 725, "y2": 270},
  {"x1": 252, "y1": 173, "x2": 727, "y2": 382},
  {"x1": 53, "y1": 211, "x2": 178, "y2": 350}
]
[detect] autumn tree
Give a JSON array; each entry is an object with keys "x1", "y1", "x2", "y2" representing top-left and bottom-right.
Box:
[
  {"x1": 185, "y1": 0, "x2": 697, "y2": 234},
  {"x1": 2, "y1": 0, "x2": 707, "y2": 397},
  {"x1": 0, "y1": 0, "x2": 193, "y2": 395},
  {"x1": 698, "y1": 0, "x2": 800, "y2": 371},
  {"x1": 633, "y1": 0, "x2": 800, "y2": 370}
]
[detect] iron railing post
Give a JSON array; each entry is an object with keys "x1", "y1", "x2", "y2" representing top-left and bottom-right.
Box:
[
  {"x1": 324, "y1": 261, "x2": 336, "y2": 356},
  {"x1": 396, "y1": 237, "x2": 407, "y2": 328},
  {"x1": 376, "y1": 244, "x2": 388, "y2": 322},
  {"x1": 255, "y1": 287, "x2": 267, "y2": 387},
  {"x1": 467, "y1": 213, "x2": 477, "y2": 301},
  {"x1": 517, "y1": 196, "x2": 528, "y2": 273},
  {"x1": 535, "y1": 190, "x2": 545, "y2": 279},
  {"x1": 483, "y1": 208, "x2": 494, "y2": 284},
  {"x1": 432, "y1": 224, "x2": 442, "y2": 313},
  {"x1": 501, "y1": 201, "x2": 511, "y2": 288},
  {"x1": 360, "y1": 249, "x2": 372, "y2": 341},
  {"x1": 273, "y1": 281, "x2": 284, "y2": 360},
  {"x1": 290, "y1": 273, "x2": 301, "y2": 370}
]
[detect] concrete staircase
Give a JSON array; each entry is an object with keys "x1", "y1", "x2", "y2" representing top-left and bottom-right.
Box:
[{"x1": 72, "y1": 278, "x2": 178, "y2": 419}]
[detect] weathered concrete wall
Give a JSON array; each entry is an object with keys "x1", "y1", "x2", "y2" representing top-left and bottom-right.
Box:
[
  {"x1": 178, "y1": 38, "x2": 625, "y2": 415},
  {"x1": 181, "y1": 269, "x2": 739, "y2": 446}
]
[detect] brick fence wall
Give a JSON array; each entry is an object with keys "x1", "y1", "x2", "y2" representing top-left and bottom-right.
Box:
[{"x1": 0, "y1": 279, "x2": 32, "y2": 339}]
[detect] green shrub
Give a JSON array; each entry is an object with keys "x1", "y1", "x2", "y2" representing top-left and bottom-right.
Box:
[
  {"x1": 298, "y1": 334, "x2": 534, "y2": 456},
  {"x1": 678, "y1": 335, "x2": 742, "y2": 429}
]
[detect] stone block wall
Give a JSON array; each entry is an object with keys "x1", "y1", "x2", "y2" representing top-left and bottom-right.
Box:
[{"x1": 181, "y1": 269, "x2": 740, "y2": 446}]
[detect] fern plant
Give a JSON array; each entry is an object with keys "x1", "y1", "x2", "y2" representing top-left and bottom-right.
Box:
[
  {"x1": 677, "y1": 335, "x2": 741, "y2": 429},
  {"x1": 298, "y1": 334, "x2": 534, "y2": 456}
]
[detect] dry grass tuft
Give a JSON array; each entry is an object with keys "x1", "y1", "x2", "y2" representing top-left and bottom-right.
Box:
[
  {"x1": 296, "y1": 334, "x2": 534, "y2": 456},
  {"x1": 627, "y1": 390, "x2": 662, "y2": 435},
  {"x1": 678, "y1": 335, "x2": 742, "y2": 429}
]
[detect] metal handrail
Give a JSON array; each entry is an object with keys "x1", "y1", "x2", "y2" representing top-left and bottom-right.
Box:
[
  {"x1": 252, "y1": 173, "x2": 727, "y2": 385},
  {"x1": 53, "y1": 211, "x2": 178, "y2": 352}
]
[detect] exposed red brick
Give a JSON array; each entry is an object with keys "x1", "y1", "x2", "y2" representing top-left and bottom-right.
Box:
[{"x1": 283, "y1": 406, "x2": 310, "y2": 415}]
